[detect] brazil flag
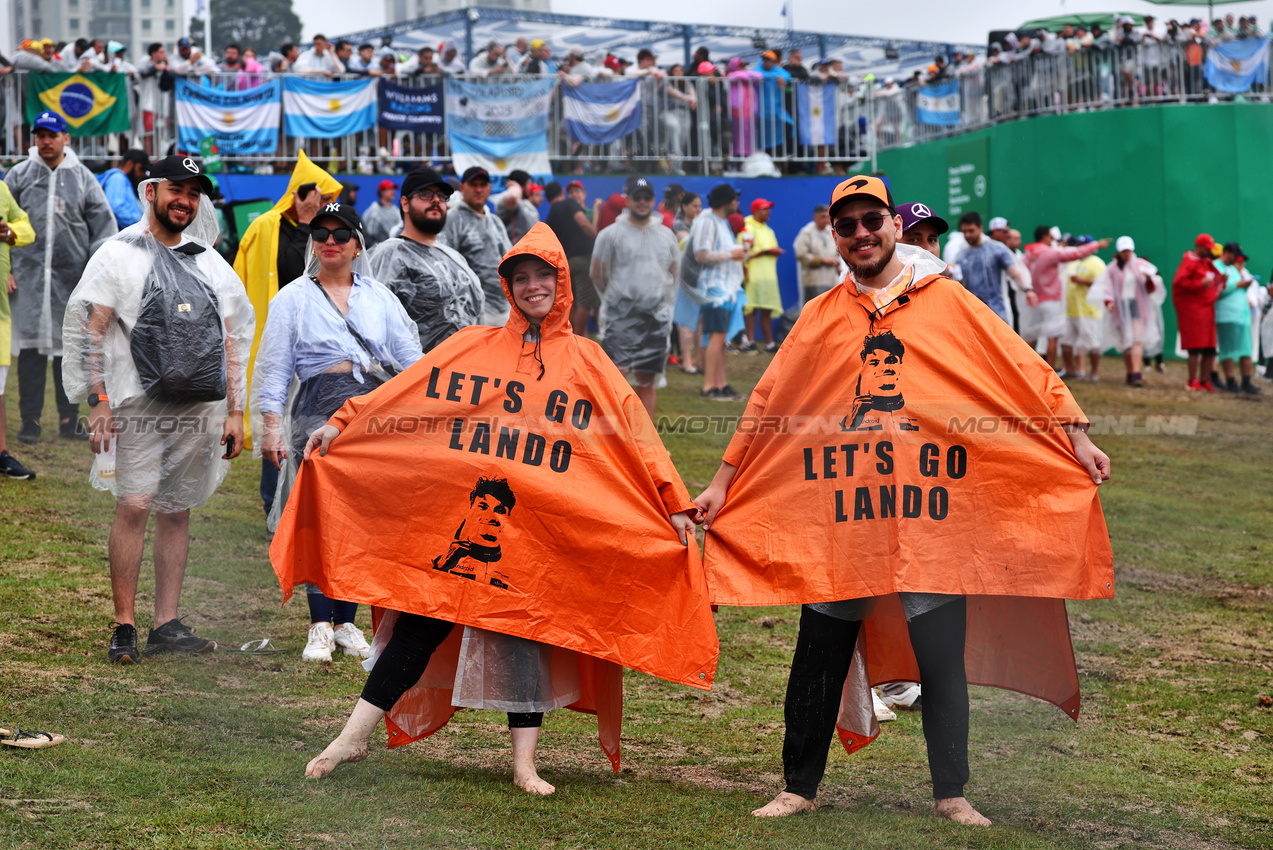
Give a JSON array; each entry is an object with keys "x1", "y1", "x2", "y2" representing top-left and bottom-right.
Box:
[{"x1": 26, "y1": 72, "x2": 130, "y2": 136}]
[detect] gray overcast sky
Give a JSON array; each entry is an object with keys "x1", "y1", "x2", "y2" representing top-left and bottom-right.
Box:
[{"x1": 280, "y1": 0, "x2": 1273, "y2": 47}]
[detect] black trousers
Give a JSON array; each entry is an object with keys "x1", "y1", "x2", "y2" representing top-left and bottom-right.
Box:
[
  {"x1": 782, "y1": 598, "x2": 969, "y2": 800},
  {"x1": 360, "y1": 612, "x2": 543, "y2": 729},
  {"x1": 17, "y1": 349, "x2": 78, "y2": 428}
]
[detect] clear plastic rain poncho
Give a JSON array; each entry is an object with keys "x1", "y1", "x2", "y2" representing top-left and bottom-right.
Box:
[
  {"x1": 1086, "y1": 255, "x2": 1166, "y2": 355},
  {"x1": 5, "y1": 145, "x2": 118, "y2": 355},
  {"x1": 61, "y1": 179, "x2": 254, "y2": 511},
  {"x1": 439, "y1": 203, "x2": 512, "y2": 317},
  {"x1": 366, "y1": 236, "x2": 485, "y2": 353},
  {"x1": 590, "y1": 216, "x2": 682, "y2": 386},
  {"x1": 250, "y1": 223, "x2": 422, "y2": 528}
]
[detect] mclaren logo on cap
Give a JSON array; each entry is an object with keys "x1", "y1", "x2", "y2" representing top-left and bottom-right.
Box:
[
  {"x1": 325, "y1": 203, "x2": 341, "y2": 212},
  {"x1": 848, "y1": 178, "x2": 870, "y2": 191},
  {"x1": 910, "y1": 203, "x2": 932, "y2": 218},
  {"x1": 182, "y1": 157, "x2": 199, "y2": 173}
]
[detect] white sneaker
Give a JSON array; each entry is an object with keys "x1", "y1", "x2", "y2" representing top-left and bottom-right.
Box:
[
  {"x1": 302, "y1": 622, "x2": 335, "y2": 662},
  {"x1": 872, "y1": 688, "x2": 897, "y2": 722},
  {"x1": 332, "y1": 622, "x2": 371, "y2": 658},
  {"x1": 879, "y1": 683, "x2": 923, "y2": 711}
]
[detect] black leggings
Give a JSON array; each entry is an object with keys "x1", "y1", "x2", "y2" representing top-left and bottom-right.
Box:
[
  {"x1": 360, "y1": 612, "x2": 543, "y2": 729},
  {"x1": 782, "y1": 599, "x2": 969, "y2": 800}
]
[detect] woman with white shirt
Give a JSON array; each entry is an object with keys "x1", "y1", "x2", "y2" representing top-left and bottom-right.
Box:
[{"x1": 252, "y1": 203, "x2": 423, "y2": 662}]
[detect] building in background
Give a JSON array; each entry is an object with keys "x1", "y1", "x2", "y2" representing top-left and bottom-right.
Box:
[
  {"x1": 384, "y1": 0, "x2": 548, "y2": 27},
  {"x1": 11, "y1": 0, "x2": 182, "y2": 54}
]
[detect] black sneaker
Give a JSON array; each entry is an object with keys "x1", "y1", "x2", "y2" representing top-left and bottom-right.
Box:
[
  {"x1": 16, "y1": 421, "x2": 40, "y2": 445},
  {"x1": 108, "y1": 623, "x2": 141, "y2": 665},
  {"x1": 1243, "y1": 382, "x2": 1263, "y2": 396},
  {"x1": 59, "y1": 417, "x2": 89, "y2": 441},
  {"x1": 145, "y1": 617, "x2": 216, "y2": 655},
  {"x1": 0, "y1": 450, "x2": 36, "y2": 480},
  {"x1": 699, "y1": 387, "x2": 720, "y2": 400},
  {"x1": 714, "y1": 385, "x2": 745, "y2": 402}
]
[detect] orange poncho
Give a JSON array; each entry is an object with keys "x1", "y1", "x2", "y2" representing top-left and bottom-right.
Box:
[
  {"x1": 271, "y1": 223, "x2": 718, "y2": 771},
  {"x1": 705, "y1": 253, "x2": 1113, "y2": 751}
]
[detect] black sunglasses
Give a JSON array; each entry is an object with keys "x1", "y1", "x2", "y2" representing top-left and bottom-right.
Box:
[
  {"x1": 832, "y1": 212, "x2": 891, "y2": 238},
  {"x1": 312, "y1": 227, "x2": 353, "y2": 244}
]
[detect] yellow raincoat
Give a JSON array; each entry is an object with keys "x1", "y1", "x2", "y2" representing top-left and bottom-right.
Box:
[{"x1": 0, "y1": 181, "x2": 36, "y2": 368}]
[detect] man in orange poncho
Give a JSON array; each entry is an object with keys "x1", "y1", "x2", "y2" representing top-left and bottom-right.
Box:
[
  {"x1": 272, "y1": 222, "x2": 717, "y2": 795},
  {"x1": 695, "y1": 176, "x2": 1113, "y2": 826}
]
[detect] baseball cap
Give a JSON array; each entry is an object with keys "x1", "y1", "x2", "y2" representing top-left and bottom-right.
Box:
[
  {"x1": 829, "y1": 175, "x2": 895, "y2": 218},
  {"x1": 1195, "y1": 233, "x2": 1216, "y2": 250},
  {"x1": 311, "y1": 201, "x2": 364, "y2": 234},
  {"x1": 761, "y1": 50, "x2": 778, "y2": 61},
  {"x1": 627, "y1": 177, "x2": 655, "y2": 199},
  {"x1": 750, "y1": 198, "x2": 775, "y2": 214},
  {"x1": 707, "y1": 183, "x2": 738, "y2": 208},
  {"x1": 987, "y1": 216, "x2": 1009, "y2": 232},
  {"x1": 530, "y1": 38, "x2": 545, "y2": 50},
  {"x1": 177, "y1": 36, "x2": 191, "y2": 49},
  {"x1": 400, "y1": 167, "x2": 452, "y2": 199},
  {"x1": 460, "y1": 166, "x2": 490, "y2": 184},
  {"x1": 727, "y1": 212, "x2": 747, "y2": 235},
  {"x1": 527, "y1": 182, "x2": 543, "y2": 194},
  {"x1": 566, "y1": 180, "x2": 584, "y2": 191},
  {"x1": 1115, "y1": 236, "x2": 1135, "y2": 252},
  {"x1": 897, "y1": 202, "x2": 949, "y2": 235},
  {"x1": 378, "y1": 178, "x2": 396, "y2": 191},
  {"x1": 1073, "y1": 234, "x2": 1095, "y2": 245},
  {"x1": 148, "y1": 155, "x2": 215, "y2": 195},
  {"x1": 1223, "y1": 240, "x2": 1243, "y2": 256},
  {"x1": 1049, "y1": 226, "x2": 1063, "y2": 241},
  {"x1": 32, "y1": 111, "x2": 67, "y2": 133},
  {"x1": 697, "y1": 61, "x2": 716, "y2": 75},
  {"x1": 568, "y1": 46, "x2": 586, "y2": 59}
]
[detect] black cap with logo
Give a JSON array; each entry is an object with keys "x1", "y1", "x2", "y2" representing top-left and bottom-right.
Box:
[{"x1": 148, "y1": 155, "x2": 214, "y2": 195}]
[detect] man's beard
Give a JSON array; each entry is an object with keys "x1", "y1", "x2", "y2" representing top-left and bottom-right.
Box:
[
  {"x1": 846, "y1": 240, "x2": 896, "y2": 281},
  {"x1": 153, "y1": 199, "x2": 193, "y2": 234},
  {"x1": 628, "y1": 208, "x2": 653, "y2": 223},
  {"x1": 409, "y1": 205, "x2": 446, "y2": 235}
]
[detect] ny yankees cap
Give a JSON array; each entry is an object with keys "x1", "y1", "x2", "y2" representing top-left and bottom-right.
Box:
[
  {"x1": 148, "y1": 155, "x2": 214, "y2": 195},
  {"x1": 311, "y1": 201, "x2": 364, "y2": 233},
  {"x1": 897, "y1": 202, "x2": 949, "y2": 235},
  {"x1": 829, "y1": 175, "x2": 895, "y2": 217}
]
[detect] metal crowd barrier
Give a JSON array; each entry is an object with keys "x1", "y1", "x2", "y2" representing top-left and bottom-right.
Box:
[{"x1": 0, "y1": 41, "x2": 1265, "y2": 172}]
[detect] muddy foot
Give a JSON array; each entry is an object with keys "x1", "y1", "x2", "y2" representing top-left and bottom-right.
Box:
[
  {"x1": 304, "y1": 737, "x2": 368, "y2": 779},
  {"x1": 752, "y1": 791, "x2": 817, "y2": 817},
  {"x1": 934, "y1": 796, "x2": 991, "y2": 826}
]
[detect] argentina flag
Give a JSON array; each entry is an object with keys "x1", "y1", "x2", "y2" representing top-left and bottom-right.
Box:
[
  {"x1": 446, "y1": 77, "x2": 555, "y2": 176},
  {"x1": 283, "y1": 76, "x2": 377, "y2": 138},
  {"x1": 1205, "y1": 38, "x2": 1270, "y2": 93},
  {"x1": 175, "y1": 77, "x2": 281, "y2": 154},
  {"x1": 916, "y1": 79, "x2": 961, "y2": 126},
  {"x1": 561, "y1": 79, "x2": 642, "y2": 145},
  {"x1": 796, "y1": 82, "x2": 837, "y2": 146}
]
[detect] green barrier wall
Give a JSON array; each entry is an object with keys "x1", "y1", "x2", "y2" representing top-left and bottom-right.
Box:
[{"x1": 877, "y1": 103, "x2": 1273, "y2": 353}]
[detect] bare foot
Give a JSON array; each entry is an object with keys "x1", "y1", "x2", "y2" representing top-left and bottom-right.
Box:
[
  {"x1": 513, "y1": 772, "x2": 556, "y2": 795},
  {"x1": 934, "y1": 796, "x2": 991, "y2": 826},
  {"x1": 304, "y1": 737, "x2": 368, "y2": 779},
  {"x1": 751, "y1": 791, "x2": 817, "y2": 817}
]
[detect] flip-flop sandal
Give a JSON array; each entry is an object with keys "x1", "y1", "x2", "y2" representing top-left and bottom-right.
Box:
[
  {"x1": 223, "y1": 638, "x2": 286, "y2": 654},
  {"x1": 0, "y1": 728, "x2": 65, "y2": 749}
]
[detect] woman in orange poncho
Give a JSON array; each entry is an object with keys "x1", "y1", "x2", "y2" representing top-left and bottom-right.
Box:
[
  {"x1": 280, "y1": 223, "x2": 715, "y2": 794},
  {"x1": 695, "y1": 176, "x2": 1113, "y2": 826}
]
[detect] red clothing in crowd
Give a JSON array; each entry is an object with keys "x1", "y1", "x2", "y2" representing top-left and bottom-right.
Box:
[
  {"x1": 596, "y1": 193, "x2": 627, "y2": 232},
  {"x1": 1023, "y1": 241, "x2": 1101, "y2": 302},
  {"x1": 1171, "y1": 250, "x2": 1226, "y2": 350}
]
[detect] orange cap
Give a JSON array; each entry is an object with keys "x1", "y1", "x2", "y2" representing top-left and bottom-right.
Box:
[{"x1": 829, "y1": 175, "x2": 895, "y2": 217}]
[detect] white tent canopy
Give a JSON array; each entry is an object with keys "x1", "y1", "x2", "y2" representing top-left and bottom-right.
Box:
[{"x1": 339, "y1": 7, "x2": 979, "y2": 80}]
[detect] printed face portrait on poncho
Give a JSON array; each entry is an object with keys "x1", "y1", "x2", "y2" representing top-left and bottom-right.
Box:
[{"x1": 271, "y1": 222, "x2": 718, "y2": 692}]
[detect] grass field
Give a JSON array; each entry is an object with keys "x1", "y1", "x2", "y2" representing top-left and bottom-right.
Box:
[{"x1": 0, "y1": 355, "x2": 1270, "y2": 850}]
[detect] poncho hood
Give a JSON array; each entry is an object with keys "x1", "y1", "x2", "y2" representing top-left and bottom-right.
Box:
[
  {"x1": 270, "y1": 150, "x2": 344, "y2": 222},
  {"x1": 497, "y1": 221, "x2": 574, "y2": 340}
]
